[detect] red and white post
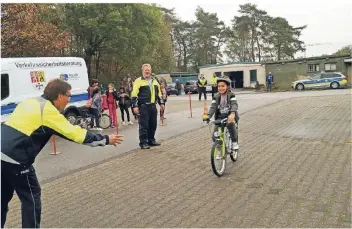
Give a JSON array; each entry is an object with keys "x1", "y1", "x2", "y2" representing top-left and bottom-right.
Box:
[
  {"x1": 115, "y1": 102, "x2": 119, "y2": 135},
  {"x1": 50, "y1": 135, "x2": 61, "y2": 155},
  {"x1": 160, "y1": 106, "x2": 166, "y2": 126},
  {"x1": 188, "y1": 92, "x2": 193, "y2": 118}
]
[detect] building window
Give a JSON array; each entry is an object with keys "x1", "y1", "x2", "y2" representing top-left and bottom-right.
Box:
[
  {"x1": 250, "y1": 70, "x2": 257, "y2": 82},
  {"x1": 325, "y1": 63, "x2": 337, "y2": 71},
  {"x1": 1, "y1": 74, "x2": 9, "y2": 100},
  {"x1": 215, "y1": 72, "x2": 222, "y2": 77},
  {"x1": 308, "y1": 64, "x2": 320, "y2": 72}
]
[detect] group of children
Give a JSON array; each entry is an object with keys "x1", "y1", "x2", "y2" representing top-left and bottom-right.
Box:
[
  {"x1": 87, "y1": 80, "x2": 136, "y2": 130},
  {"x1": 86, "y1": 76, "x2": 169, "y2": 130}
]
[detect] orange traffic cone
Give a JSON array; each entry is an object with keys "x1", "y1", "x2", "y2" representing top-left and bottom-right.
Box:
[{"x1": 203, "y1": 103, "x2": 208, "y2": 119}]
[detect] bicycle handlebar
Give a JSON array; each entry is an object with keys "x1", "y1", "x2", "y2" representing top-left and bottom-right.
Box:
[{"x1": 208, "y1": 118, "x2": 228, "y2": 125}]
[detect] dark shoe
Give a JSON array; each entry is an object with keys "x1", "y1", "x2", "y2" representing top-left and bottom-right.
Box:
[
  {"x1": 140, "y1": 144, "x2": 150, "y2": 149},
  {"x1": 148, "y1": 141, "x2": 161, "y2": 147}
]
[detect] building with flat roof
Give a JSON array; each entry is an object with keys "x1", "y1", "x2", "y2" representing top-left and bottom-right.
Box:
[
  {"x1": 198, "y1": 54, "x2": 351, "y2": 89},
  {"x1": 199, "y1": 62, "x2": 265, "y2": 88},
  {"x1": 263, "y1": 54, "x2": 351, "y2": 89}
]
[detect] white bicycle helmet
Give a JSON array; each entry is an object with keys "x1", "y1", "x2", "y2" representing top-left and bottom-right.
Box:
[{"x1": 217, "y1": 76, "x2": 231, "y2": 86}]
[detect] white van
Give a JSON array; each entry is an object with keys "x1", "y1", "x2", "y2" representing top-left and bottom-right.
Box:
[{"x1": 1, "y1": 57, "x2": 89, "y2": 123}]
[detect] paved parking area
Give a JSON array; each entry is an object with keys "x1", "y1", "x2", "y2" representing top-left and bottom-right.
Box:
[{"x1": 5, "y1": 94, "x2": 351, "y2": 228}]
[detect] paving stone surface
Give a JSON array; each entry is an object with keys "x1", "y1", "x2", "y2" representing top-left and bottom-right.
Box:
[{"x1": 5, "y1": 94, "x2": 351, "y2": 228}]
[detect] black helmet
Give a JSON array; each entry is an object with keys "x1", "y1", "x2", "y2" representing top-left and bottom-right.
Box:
[{"x1": 217, "y1": 76, "x2": 231, "y2": 86}]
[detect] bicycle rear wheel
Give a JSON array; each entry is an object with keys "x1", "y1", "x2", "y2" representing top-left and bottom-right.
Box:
[
  {"x1": 230, "y1": 124, "x2": 239, "y2": 162},
  {"x1": 99, "y1": 114, "x2": 112, "y2": 129},
  {"x1": 210, "y1": 141, "x2": 226, "y2": 177}
]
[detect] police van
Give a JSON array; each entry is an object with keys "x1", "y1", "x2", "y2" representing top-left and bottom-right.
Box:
[{"x1": 1, "y1": 57, "x2": 89, "y2": 124}]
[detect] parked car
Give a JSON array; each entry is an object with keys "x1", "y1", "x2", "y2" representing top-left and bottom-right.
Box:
[
  {"x1": 292, "y1": 72, "x2": 348, "y2": 91},
  {"x1": 166, "y1": 83, "x2": 179, "y2": 96},
  {"x1": 184, "y1": 80, "x2": 199, "y2": 94}
]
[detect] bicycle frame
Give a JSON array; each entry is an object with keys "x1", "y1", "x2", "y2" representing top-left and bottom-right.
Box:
[{"x1": 212, "y1": 121, "x2": 228, "y2": 158}]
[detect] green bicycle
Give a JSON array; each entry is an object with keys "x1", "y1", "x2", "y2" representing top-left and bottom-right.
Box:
[{"x1": 208, "y1": 118, "x2": 239, "y2": 177}]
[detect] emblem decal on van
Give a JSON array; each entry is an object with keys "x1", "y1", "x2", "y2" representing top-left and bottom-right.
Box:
[
  {"x1": 30, "y1": 71, "x2": 46, "y2": 91},
  {"x1": 60, "y1": 73, "x2": 79, "y2": 81},
  {"x1": 60, "y1": 74, "x2": 69, "y2": 81}
]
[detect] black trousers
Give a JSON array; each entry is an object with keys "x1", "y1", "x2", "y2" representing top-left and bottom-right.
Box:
[
  {"x1": 198, "y1": 87, "x2": 207, "y2": 100},
  {"x1": 119, "y1": 104, "x2": 130, "y2": 122},
  {"x1": 139, "y1": 104, "x2": 157, "y2": 146},
  {"x1": 213, "y1": 122, "x2": 238, "y2": 142},
  {"x1": 1, "y1": 161, "x2": 41, "y2": 228},
  {"x1": 211, "y1": 86, "x2": 218, "y2": 99}
]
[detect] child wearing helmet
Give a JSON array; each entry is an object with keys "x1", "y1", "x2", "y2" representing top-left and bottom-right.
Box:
[{"x1": 203, "y1": 76, "x2": 239, "y2": 150}]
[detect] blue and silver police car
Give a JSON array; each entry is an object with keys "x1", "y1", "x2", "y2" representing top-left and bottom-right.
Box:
[{"x1": 292, "y1": 72, "x2": 348, "y2": 91}]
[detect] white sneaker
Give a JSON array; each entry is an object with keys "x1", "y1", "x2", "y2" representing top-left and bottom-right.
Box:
[
  {"x1": 232, "y1": 142, "x2": 239, "y2": 150},
  {"x1": 96, "y1": 127, "x2": 103, "y2": 131},
  {"x1": 122, "y1": 122, "x2": 126, "y2": 125},
  {"x1": 128, "y1": 121, "x2": 133, "y2": 125}
]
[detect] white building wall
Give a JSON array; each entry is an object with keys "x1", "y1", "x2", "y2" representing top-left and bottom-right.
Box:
[{"x1": 199, "y1": 64, "x2": 266, "y2": 88}]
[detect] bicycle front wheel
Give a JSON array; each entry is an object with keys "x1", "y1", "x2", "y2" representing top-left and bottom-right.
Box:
[
  {"x1": 99, "y1": 114, "x2": 112, "y2": 129},
  {"x1": 210, "y1": 141, "x2": 227, "y2": 177}
]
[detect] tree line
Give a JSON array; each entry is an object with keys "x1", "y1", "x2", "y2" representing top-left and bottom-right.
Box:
[
  {"x1": 166, "y1": 4, "x2": 308, "y2": 72},
  {"x1": 1, "y1": 3, "x2": 350, "y2": 83}
]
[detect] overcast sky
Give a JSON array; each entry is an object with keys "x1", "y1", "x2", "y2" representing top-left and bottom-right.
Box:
[{"x1": 157, "y1": 0, "x2": 352, "y2": 58}]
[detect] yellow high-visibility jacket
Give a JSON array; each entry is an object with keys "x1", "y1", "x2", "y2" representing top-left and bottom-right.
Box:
[
  {"x1": 1, "y1": 96, "x2": 109, "y2": 165},
  {"x1": 131, "y1": 76, "x2": 164, "y2": 107}
]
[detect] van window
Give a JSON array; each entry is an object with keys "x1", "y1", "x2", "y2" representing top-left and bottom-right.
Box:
[{"x1": 1, "y1": 74, "x2": 9, "y2": 100}]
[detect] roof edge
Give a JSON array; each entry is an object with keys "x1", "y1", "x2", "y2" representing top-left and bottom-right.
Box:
[
  {"x1": 199, "y1": 62, "x2": 261, "y2": 69},
  {"x1": 263, "y1": 54, "x2": 351, "y2": 65}
]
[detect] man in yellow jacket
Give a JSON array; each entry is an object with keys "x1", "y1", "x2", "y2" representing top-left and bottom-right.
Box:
[
  {"x1": 197, "y1": 75, "x2": 207, "y2": 101},
  {"x1": 210, "y1": 73, "x2": 218, "y2": 99},
  {"x1": 1, "y1": 79, "x2": 123, "y2": 228},
  {"x1": 131, "y1": 64, "x2": 165, "y2": 149}
]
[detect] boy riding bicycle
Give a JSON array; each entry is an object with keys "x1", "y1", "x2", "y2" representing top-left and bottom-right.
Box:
[{"x1": 203, "y1": 76, "x2": 239, "y2": 150}]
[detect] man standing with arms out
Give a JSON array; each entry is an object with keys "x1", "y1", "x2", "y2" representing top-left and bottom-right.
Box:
[
  {"x1": 266, "y1": 71, "x2": 274, "y2": 92},
  {"x1": 197, "y1": 74, "x2": 207, "y2": 101},
  {"x1": 175, "y1": 79, "x2": 182, "y2": 96},
  {"x1": 131, "y1": 64, "x2": 165, "y2": 149},
  {"x1": 1, "y1": 78, "x2": 123, "y2": 228},
  {"x1": 210, "y1": 73, "x2": 218, "y2": 99}
]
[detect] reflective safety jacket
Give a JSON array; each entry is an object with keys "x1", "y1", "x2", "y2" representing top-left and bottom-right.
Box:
[
  {"x1": 198, "y1": 78, "x2": 207, "y2": 87},
  {"x1": 1, "y1": 96, "x2": 109, "y2": 165},
  {"x1": 210, "y1": 76, "x2": 218, "y2": 86},
  {"x1": 131, "y1": 76, "x2": 164, "y2": 107}
]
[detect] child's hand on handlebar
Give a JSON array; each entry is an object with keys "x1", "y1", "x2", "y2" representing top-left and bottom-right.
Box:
[{"x1": 228, "y1": 113, "x2": 235, "y2": 123}]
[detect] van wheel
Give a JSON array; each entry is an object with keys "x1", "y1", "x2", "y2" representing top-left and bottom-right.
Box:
[{"x1": 65, "y1": 112, "x2": 78, "y2": 124}]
